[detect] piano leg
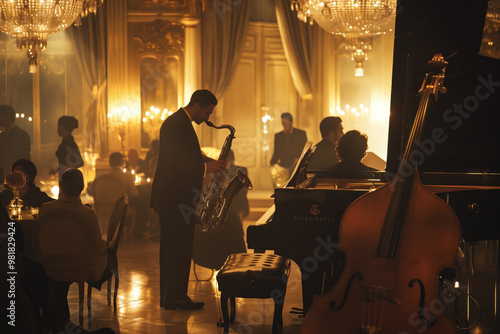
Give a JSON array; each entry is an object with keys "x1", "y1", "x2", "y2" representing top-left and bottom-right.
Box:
[
  {"x1": 299, "y1": 252, "x2": 345, "y2": 315},
  {"x1": 300, "y1": 267, "x2": 325, "y2": 315}
]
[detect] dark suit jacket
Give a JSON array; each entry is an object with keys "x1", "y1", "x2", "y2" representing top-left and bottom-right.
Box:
[
  {"x1": 270, "y1": 128, "x2": 307, "y2": 168},
  {"x1": 308, "y1": 139, "x2": 339, "y2": 170},
  {"x1": 0, "y1": 125, "x2": 31, "y2": 172},
  {"x1": 150, "y1": 109, "x2": 205, "y2": 214},
  {"x1": 329, "y1": 160, "x2": 378, "y2": 172}
]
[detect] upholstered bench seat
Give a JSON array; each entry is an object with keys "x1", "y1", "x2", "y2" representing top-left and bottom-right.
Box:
[{"x1": 216, "y1": 253, "x2": 291, "y2": 334}]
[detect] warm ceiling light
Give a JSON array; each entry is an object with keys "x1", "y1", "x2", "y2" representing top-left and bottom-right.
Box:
[
  {"x1": 290, "y1": 0, "x2": 396, "y2": 74},
  {"x1": 0, "y1": 0, "x2": 103, "y2": 73}
]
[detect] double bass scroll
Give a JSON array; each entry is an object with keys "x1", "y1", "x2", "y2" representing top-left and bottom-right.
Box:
[{"x1": 301, "y1": 54, "x2": 461, "y2": 334}]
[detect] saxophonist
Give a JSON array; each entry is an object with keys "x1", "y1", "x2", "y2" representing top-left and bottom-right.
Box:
[{"x1": 150, "y1": 90, "x2": 227, "y2": 310}]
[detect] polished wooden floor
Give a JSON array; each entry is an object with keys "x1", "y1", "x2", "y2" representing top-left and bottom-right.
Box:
[{"x1": 67, "y1": 217, "x2": 305, "y2": 333}]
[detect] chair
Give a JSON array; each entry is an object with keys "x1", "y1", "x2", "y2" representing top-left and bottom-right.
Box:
[
  {"x1": 87, "y1": 195, "x2": 128, "y2": 310},
  {"x1": 91, "y1": 174, "x2": 125, "y2": 237},
  {"x1": 32, "y1": 210, "x2": 93, "y2": 326}
]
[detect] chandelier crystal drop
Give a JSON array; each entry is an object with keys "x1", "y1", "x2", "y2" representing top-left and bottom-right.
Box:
[
  {"x1": 290, "y1": 0, "x2": 397, "y2": 75},
  {"x1": 0, "y1": 0, "x2": 103, "y2": 73}
]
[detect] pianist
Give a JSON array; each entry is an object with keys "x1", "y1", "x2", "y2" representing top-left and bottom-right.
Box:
[
  {"x1": 308, "y1": 116, "x2": 344, "y2": 170},
  {"x1": 330, "y1": 130, "x2": 378, "y2": 173}
]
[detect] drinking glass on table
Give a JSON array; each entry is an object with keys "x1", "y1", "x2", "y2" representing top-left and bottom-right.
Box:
[{"x1": 31, "y1": 207, "x2": 39, "y2": 219}]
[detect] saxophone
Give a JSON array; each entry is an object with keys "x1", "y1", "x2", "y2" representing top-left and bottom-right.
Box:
[{"x1": 196, "y1": 121, "x2": 253, "y2": 232}]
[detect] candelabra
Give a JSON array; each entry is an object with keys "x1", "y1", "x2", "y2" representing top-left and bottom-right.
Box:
[
  {"x1": 142, "y1": 106, "x2": 172, "y2": 141},
  {"x1": 5, "y1": 170, "x2": 26, "y2": 219},
  {"x1": 108, "y1": 105, "x2": 139, "y2": 156}
]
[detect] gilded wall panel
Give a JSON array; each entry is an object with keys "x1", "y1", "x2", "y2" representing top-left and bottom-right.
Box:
[
  {"x1": 130, "y1": 20, "x2": 186, "y2": 147},
  {"x1": 222, "y1": 22, "x2": 297, "y2": 190},
  {"x1": 243, "y1": 33, "x2": 257, "y2": 53},
  {"x1": 224, "y1": 59, "x2": 257, "y2": 138},
  {"x1": 263, "y1": 37, "x2": 285, "y2": 54}
]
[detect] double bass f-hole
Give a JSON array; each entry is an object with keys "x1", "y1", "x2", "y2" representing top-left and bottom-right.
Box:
[
  {"x1": 408, "y1": 278, "x2": 438, "y2": 328},
  {"x1": 329, "y1": 273, "x2": 363, "y2": 311}
]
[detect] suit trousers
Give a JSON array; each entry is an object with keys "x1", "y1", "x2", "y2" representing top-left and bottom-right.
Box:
[{"x1": 158, "y1": 204, "x2": 196, "y2": 303}]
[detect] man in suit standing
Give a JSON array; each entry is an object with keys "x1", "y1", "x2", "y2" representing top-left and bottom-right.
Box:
[
  {"x1": 308, "y1": 116, "x2": 344, "y2": 170},
  {"x1": 269, "y1": 112, "x2": 307, "y2": 186},
  {"x1": 0, "y1": 105, "x2": 31, "y2": 173},
  {"x1": 150, "y1": 90, "x2": 226, "y2": 310}
]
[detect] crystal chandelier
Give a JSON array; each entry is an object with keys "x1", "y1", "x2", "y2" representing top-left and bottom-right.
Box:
[
  {"x1": 0, "y1": 0, "x2": 103, "y2": 73},
  {"x1": 290, "y1": 0, "x2": 397, "y2": 76}
]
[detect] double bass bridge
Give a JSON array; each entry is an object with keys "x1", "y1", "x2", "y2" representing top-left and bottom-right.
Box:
[
  {"x1": 363, "y1": 285, "x2": 399, "y2": 304},
  {"x1": 359, "y1": 285, "x2": 400, "y2": 334}
]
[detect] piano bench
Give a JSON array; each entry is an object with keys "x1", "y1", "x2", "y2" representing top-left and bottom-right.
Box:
[{"x1": 216, "y1": 253, "x2": 291, "y2": 334}]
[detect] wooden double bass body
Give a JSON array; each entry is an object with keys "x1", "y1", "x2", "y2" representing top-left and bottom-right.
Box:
[{"x1": 301, "y1": 55, "x2": 461, "y2": 334}]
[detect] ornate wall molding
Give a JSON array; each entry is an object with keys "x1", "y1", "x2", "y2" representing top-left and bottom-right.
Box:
[
  {"x1": 128, "y1": 0, "x2": 202, "y2": 18},
  {"x1": 138, "y1": 0, "x2": 187, "y2": 11},
  {"x1": 132, "y1": 20, "x2": 185, "y2": 59}
]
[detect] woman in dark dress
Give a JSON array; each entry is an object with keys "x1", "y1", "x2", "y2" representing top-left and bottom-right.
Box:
[{"x1": 51, "y1": 116, "x2": 84, "y2": 177}]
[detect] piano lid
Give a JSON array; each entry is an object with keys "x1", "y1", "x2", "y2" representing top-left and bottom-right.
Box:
[{"x1": 388, "y1": 0, "x2": 500, "y2": 186}]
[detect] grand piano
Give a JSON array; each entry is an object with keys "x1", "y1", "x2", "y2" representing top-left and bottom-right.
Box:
[{"x1": 246, "y1": 0, "x2": 500, "y2": 328}]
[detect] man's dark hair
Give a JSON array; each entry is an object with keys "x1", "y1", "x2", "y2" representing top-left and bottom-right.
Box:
[
  {"x1": 186, "y1": 90, "x2": 218, "y2": 108},
  {"x1": 336, "y1": 130, "x2": 368, "y2": 161},
  {"x1": 319, "y1": 116, "x2": 342, "y2": 138},
  {"x1": 281, "y1": 112, "x2": 293, "y2": 121},
  {"x1": 59, "y1": 168, "x2": 84, "y2": 196},
  {"x1": 0, "y1": 105, "x2": 16, "y2": 123},
  {"x1": 109, "y1": 152, "x2": 124, "y2": 167},
  {"x1": 12, "y1": 159, "x2": 37, "y2": 184},
  {"x1": 58, "y1": 116, "x2": 79, "y2": 132}
]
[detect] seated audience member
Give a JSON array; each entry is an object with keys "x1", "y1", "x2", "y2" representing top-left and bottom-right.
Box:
[
  {"x1": 124, "y1": 149, "x2": 151, "y2": 240},
  {"x1": 125, "y1": 148, "x2": 148, "y2": 175},
  {"x1": 38, "y1": 169, "x2": 114, "y2": 318},
  {"x1": 330, "y1": 130, "x2": 379, "y2": 173},
  {"x1": 107, "y1": 152, "x2": 139, "y2": 199},
  {"x1": 0, "y1": 201, "x2": 114, "y2": 334},
  {"x1": 308, "y1": 116, "x2": 344, "y2": 170},
  {"x1": 102, "y1": 152, "x2": 139, "y2": 240},
  {"x1": 149, "y1": 155, "x2": 159, "y2": 179},
  {"x1": 144, "y1": 139, "x2": 159, "y2": 174},
  {"x1": 0, "y1": 159, "x2": 54, "y2": 208}
]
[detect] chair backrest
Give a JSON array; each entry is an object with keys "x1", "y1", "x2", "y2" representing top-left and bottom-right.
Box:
[
  {"x1": 92, "y1": 174, "x2": 125, "y2": 234},
  {"x1": 32, "y1": 210, "x2": 91, "y2": 282},
  {"x1": 107, "y1": 194, "x2": 128, "y2": 254}
]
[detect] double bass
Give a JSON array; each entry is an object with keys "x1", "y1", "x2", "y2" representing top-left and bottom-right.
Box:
[{"x1": 301, "y1": 54, "x2": 461, "y2": 334}]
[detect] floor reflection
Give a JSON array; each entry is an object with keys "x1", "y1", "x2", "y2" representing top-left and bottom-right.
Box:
[{"x1": 67, "y1": 232, "x2": 304, "y2": 333}]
